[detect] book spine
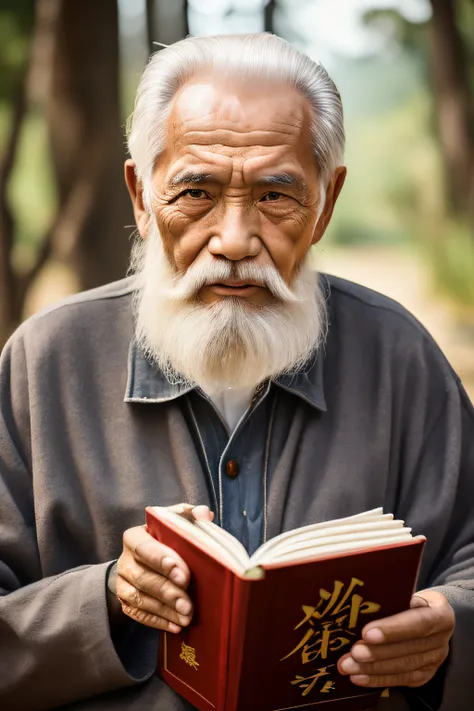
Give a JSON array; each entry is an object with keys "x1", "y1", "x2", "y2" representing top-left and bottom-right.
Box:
[
  {"x1": 217, "y1": 568, "x2": 234, "y2": 711},
  {"x1": 224, "y1": 575, "x2": 255, "y2": 711}
]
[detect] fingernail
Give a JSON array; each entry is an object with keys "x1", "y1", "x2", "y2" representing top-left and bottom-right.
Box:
[
  {"x1": 364, "y1": 627, "x2": 384, "y2": 643},
  {"x1": 350, "y1": 675, "x2": 370, "y2": 686},
  {"x1": 168, "y1": 622, "x2": 182, "y2": 634},
  {"x1": 340, "y1": 658, "x2": 360, "y2": 674},
  {"x1": 192, "y1": 505, "x2": 209, "y2": 520},
  {"x1": 169, "y1": 568, "x2": 186, "y2": 585},
  {"x1": 175, "y1": 598, "x2": 192, "y2": 615},
  {"x1": 162, "y1": 556, "x2": 175, "y2": 571},
  {"x1": 351, "y1": 644, "x2": 372, "y2": 662}
]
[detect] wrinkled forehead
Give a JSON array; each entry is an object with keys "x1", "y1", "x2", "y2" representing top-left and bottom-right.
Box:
[
  {"x1": 171, "y1": 78, "x2": 310, "y2": 133},
  {"x1": 159, "y1": 78, "x2": 317, "y2": 181}
]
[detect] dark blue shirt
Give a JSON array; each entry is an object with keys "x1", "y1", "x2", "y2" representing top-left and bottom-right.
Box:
[{"x1": 126, "y1": 343, "x2": 326, "y2": 555}]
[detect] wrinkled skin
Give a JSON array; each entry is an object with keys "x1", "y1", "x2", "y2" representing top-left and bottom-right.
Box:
[{"x1": 126, "y1": 78, "x2": 346, "y2": 305}]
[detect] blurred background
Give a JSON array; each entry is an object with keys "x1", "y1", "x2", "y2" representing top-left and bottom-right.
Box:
[{"x1": 0, "y1": 0, "x2": 473, "y2": 395}]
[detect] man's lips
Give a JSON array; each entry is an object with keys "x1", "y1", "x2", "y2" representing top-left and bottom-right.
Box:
[{"x1": 205, "y1": 281, "x2": 265, "y2": 296}]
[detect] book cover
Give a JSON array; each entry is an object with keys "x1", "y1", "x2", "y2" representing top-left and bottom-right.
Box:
[
  {"x1": 146, "y1": 509, "x2": 425, "y2": 711},
  {"x1": 147, "y1": 508, "x2": 235, "y2": 710}
]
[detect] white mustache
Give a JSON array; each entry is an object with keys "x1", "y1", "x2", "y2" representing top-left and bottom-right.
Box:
[{"x1": 165, "y1": 259, "x2": 299, "y2": 303}]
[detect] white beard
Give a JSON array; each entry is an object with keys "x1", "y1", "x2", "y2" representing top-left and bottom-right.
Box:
[{"x1": 130, "y1": 221, "x2": 327, "y2": 393}]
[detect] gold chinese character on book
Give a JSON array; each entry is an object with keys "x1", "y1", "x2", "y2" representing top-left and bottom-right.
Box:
[
  {"x1": 179, "y1": 642, "x2": 200, "y2": 671},
  {"x1": 290, "y1": 664, "x2": 336, "y2": 697},
  {"x1": 282, "y1": 577, "x2": 381, "y2": 697}
]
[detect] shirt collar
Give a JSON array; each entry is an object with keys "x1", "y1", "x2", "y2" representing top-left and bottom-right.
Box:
[
  {"x1": 124, "y1": 275, "x2": 330, "y2": 412},
  {"x1": 124, "y1": 340, "x2": 326, "y2": 411},
  {"x1": 124, "y1": 340, "x2": 195, "y2": 404}
]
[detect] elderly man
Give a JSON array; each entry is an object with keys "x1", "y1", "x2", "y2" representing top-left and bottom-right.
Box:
[{"x1": 0, "y1": 33, "x2": 472, "y2": 711}]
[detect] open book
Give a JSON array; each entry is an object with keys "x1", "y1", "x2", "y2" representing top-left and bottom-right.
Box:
[
  {"x1": 146, "y1": 506, "x2": 425, "y2": 711},
  {"x1": 151, "y1": 505, "x2": 420, "y2": 575}
]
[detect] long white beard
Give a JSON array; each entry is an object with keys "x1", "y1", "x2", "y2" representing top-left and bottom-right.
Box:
[{"x1": 130, "y1": 222, "x2": 327, "y2": 392}]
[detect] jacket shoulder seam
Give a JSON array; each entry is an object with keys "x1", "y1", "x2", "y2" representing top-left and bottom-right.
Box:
[{"x1": 23, "y1": 283, "x2": 134, "y2": 327}]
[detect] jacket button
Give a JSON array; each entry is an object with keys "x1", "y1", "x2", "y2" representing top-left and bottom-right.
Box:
[{"x1": 226, "y1": 459, "x2": 239, "y2": 478}]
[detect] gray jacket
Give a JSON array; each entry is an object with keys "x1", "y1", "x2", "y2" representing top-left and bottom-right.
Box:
[{"x1": 0, "y1": 275, "x2": 473, "y2": 711}]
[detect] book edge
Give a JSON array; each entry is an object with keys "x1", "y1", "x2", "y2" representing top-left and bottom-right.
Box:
[{"x1": 257, "y1": 536, "x2": 426, "y2": 572}]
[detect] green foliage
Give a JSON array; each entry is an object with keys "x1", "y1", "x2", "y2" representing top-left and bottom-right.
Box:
[
  {"x1": 8, "y1": 107, "x2": 56, "y2": 249},
  {"x1": 0, "y1": 0, "x2": 34, "y2": 103},
  {"x1": 0, "y1": 102, "x2": 56, "y2": 270},
  {"x1": 0, "y1": 1, "x2": 56, "y2": 268},
  {"x1": 326, "y1": 91, "x2": 441, "y2": 247},
  {"x1": 334, "y1": 1, "x2": 474, "y2": 311},
  {"x1": 458, "y1": 0, "x2": 474, "y2": 91},
  {"x1": 363, "y1": 7, "x2": 429, "y2": 55},
  {"x1": 427, "y1": 220, "x2": 474, "y2": 308},
  {"x1": 333, "y1": 50, "x2": 425, "y2": 122}
]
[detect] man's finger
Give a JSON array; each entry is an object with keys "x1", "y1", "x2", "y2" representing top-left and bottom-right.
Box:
[
  {"x1": 116, "y1": 577, "x2": 192, "y2": 628},
  {"x1": 192, "y1": 505, "x2": 214, "y2": 521},
  {"x1": 119, "y1": 601, "x2": 183, "y2": 633},
  {"x1": 410, "y1": 594, "x2": 430, "y2": 609},
  {"x1": 123, "y1": 525, "x2": 191, "y2": 586},
  {"x1": 339, "y1": 645, "x2": 448, "y2": 677},
  {"x1": 348, "y1": 631, "x2": 449, "y2": 663},
  {"x1": 361, "y1": 604, "x2": 452, "y2": 644},
  {"x1": 117, "y1": 558, "x2": 192, "y2": 613},
  {"x1": 349, "y1": 667, "x2": 438, "y2": 689}
]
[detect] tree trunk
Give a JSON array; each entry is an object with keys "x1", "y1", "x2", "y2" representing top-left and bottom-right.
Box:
[
  {"x1": 264, "y1": 0, "x2": 276, "y2": 33},
  {"x1": 428, "y1": 0, "x2": 474, "y2": 216},
  {"x1": 0, "y1": 76, "x2": 27, "y2": 345},
  {"x1": 45, "y1": 0, "x2": 133, "y2": 290},
  {"x1": 147, "y1": 0, "x2": 188, "y2": 54}
]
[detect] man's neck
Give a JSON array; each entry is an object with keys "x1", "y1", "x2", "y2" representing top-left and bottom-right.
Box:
[{"x1": 200, "y1": 383, "x2": 256, "y2": 432}]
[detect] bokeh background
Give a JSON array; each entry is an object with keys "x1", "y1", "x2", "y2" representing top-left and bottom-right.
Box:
[{"x1": 1, "y1": 0, "x2": 473, "y2": 395}]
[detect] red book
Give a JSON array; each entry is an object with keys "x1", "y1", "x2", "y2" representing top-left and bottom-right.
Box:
[{"x1": 146, "y1": 506, "x2": 425, "y2": 711}]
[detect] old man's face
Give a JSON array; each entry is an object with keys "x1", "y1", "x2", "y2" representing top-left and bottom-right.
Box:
[
  {"x1": 126, "y1": 78, "x2": 345, "y2": 390},
  {"x1": 146, "y1": 79, "x2": 334, "y2": 302}
]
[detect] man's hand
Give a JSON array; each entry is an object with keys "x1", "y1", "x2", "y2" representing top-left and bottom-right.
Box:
[
  {"x1": 114, "y1": 504, "x2": 213, "y2": 633},
  {"x1": 338, "y1": 590, "x2": 454, "y2": 688}
]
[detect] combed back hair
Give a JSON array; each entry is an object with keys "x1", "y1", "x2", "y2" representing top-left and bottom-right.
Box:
[{"x1": 127, "y1": 33, "x2": 345, "y2": 191}]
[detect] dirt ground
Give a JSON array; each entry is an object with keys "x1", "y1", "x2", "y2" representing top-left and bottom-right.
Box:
[{"x1": 317, "y1": 245, "x2": 474, "y2": 401}]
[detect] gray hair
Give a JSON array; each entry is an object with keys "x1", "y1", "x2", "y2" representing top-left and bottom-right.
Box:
[{"x1": 127, "y1": 33, "x2": 345, "y2": 191}]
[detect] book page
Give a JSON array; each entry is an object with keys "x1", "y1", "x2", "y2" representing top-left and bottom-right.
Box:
[
  {"x1": 151, "y1": 507, "x2": 420, "y2": 576},
  {"x1": 258, "y1": 532, "x2": 416, "y2": 565},
  {"x1": 150, "y1": 507, "x2": 249, "y2": 573},
  {"x1": 249, "y1": 520, "x2": 408, "y2": 566},
  {"x1": 249, "y1": 508, "x2": 388, "y2": 564},
  {"x1": 195, "y1": 519, "x2": 250, "y2": 568}
]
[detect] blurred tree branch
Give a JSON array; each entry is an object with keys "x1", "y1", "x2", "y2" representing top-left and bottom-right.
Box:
[
  {"x1": 146, "y1": 0, "x2": 188, "y2": 57},
  {"x1": 0, "y1": 62, "x2": 31, "y2": 345},
  {"x1": 429, "y1": 0, "x2": 474, "y2": 217},
  {"x1": 146, "y1": 0, "x2": 156, "y2": 57},
  {"x1": 0, "y1": 0, "x2": 51, "y2": 345},
  {"x1": 264, "y1": 0, "x2": 276, "y2": 33},
  {"x1": 365, "y1": 0, "x2": 474, "y2": 225}
]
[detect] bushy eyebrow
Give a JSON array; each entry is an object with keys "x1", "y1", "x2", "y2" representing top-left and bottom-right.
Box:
[
  {"x1": 168, "y1": 170, "x2": 308, "y2": 197},
  {"x1": 169, "y1": 172, "x2": 214, "y2": 188},
  {"x1": 255, "y1": 173, "x2": 308, "y2": 196}
]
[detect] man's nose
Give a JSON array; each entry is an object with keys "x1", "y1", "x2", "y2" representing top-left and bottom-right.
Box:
[{"x1": 207, "y1": 202, "x2": 261, "y2": 261}]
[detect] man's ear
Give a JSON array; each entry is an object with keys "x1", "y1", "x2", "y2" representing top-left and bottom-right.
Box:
[
  {"x1": 311, "y1": 166, "x2": 347, "y2": 246},
  {"x1": 124, "y1": 159, "x2": 150, "y2": 239}
]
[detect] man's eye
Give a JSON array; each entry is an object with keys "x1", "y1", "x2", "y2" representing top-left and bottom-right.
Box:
[
  {"x1": 182, "y1": 189, "x2": 208, "y2": 199},
  {"x1": 261, "y1": 192, "x2": 283, "y2": 202}
]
